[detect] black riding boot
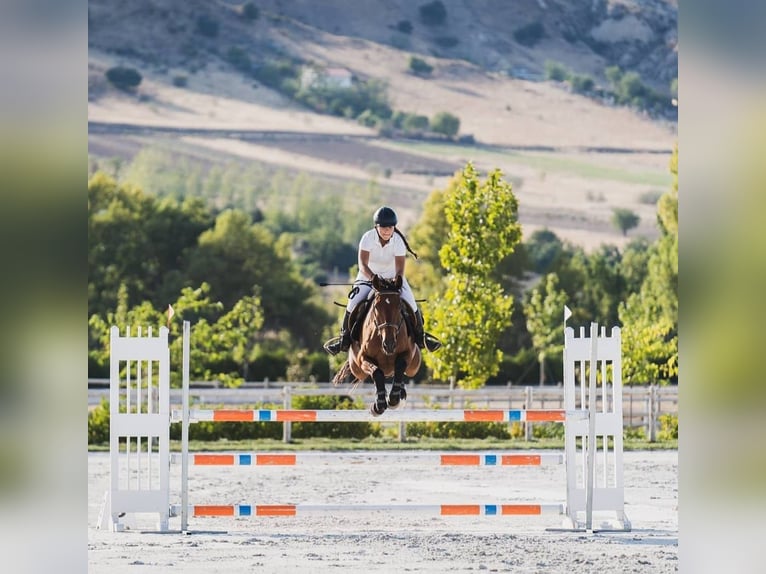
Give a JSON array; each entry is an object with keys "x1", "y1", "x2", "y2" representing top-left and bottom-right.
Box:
[
  {"x1": 323, "y1": 311, "x2": 352, "y2": 356},
  {"x1": 414, "y1": 310, "x2": 442, "y2": 352}
]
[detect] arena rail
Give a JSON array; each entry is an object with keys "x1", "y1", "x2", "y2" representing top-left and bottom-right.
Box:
[{"x1": 98, "y1": 316, "x2": 631, "y2": 534}]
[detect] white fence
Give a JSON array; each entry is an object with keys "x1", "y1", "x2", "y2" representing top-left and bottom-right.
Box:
[{"x1": 89, "y1": 379, "x2": 677, "y2": 440}]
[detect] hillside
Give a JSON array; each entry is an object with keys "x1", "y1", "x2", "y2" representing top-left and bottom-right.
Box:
[{"x1": 87, "y1": 0, "x2": 677, "y2": 250}]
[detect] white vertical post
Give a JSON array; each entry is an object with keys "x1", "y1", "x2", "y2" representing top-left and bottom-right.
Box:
[
  {"x1": 181, "y1": 320, "x2": 190, "y2": 533},
  {"x1": 585, "y1": 322, "x2": 598, "y2": 530},
  {"x1": 283, "y1": 386, "x2": 292, "y2": 443},
  {"x1": 524, "y1": 386, "x2": 532, "y2": 441}
]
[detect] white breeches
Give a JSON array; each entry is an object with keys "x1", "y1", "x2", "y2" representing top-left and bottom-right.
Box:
[{"x1": 346, "y1": 275, "x2": 418, "y2": 313}]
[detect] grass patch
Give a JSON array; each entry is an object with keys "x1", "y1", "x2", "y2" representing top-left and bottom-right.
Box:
[{"x1": 381, "y1": 140, "x2": 671, "y2": 186}]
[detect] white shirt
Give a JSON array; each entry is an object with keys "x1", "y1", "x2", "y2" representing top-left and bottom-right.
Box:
[{"x1": 358, "y1": 228, "x2": 406, "y2": 279}]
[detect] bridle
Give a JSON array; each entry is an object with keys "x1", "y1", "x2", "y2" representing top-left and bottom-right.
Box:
[{"x1": 372, "y1": 290, "x2": 404, "y2": 336}]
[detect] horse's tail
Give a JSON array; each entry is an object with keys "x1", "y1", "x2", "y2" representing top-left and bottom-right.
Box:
[{"x1": 332, "y1": 360, "x2": 357, "y2": 387}]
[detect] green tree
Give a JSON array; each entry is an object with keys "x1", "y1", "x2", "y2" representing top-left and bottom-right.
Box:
[
  {"x1": 611, "y1": 207, "x2": 640, "y2": 236},
  {"x1": 430, "y1": 112, "x2": 460, "y2": 137},
  {"x1": 105, "y1": 66, "x2": 142, "y2": 91},
  {"x1": 524, "y1": 273, "x2": 568, "y2": 385},
  {"x1": 408, "y1": 56, "x2": 433, "y2": 76},
  {"x1": 241, "y1": 2, "x2": 260, "y2": 20},
  {"x1": 88, "y1": 172, "x2": 212, "y2": 317},
  {"x1": 185, "y1": 210, "x2": 331, "y2": 348},
  {"x1": 402, "y1": 113, "x2": 429, "y2": 132},
  {"x1": 570, "y1": 245, "x2": 627, "y2": 326},
  {"x1": 544, "y1": 61, "x2": 569, "y2": 82},
  {"x1": 419, "y1": 1, "x2": 447, "y2": 26},
  {"x1": 619, "y1": 146, "x2": 678, "y2": 384},
  {"x1": 89, "y1": 283, "x2": 265, "y2": 386},
  {"x1": 425, "y1": 164, "x2": 522, "y2": 388}
]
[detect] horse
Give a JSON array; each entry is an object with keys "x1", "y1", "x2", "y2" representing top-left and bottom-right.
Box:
[{"x1": 332, "y1": 275, "x2": 421, "y2": 416}]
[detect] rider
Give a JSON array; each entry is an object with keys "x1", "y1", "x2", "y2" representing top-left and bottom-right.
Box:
[{"x1": 323, "y1": 206, "x2": 441, "y2": 355}]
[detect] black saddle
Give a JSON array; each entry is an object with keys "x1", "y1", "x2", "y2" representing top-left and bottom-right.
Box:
[{"x1": 347, "y1": 289, "x2": 417, "y2": 345}]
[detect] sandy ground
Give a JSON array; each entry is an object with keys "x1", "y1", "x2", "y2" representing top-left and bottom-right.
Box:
[{"x1": 88, "y1": 450, "x2": 677, "y2": 573}]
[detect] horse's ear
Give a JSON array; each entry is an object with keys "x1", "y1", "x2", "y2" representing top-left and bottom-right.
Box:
[
  {"x1": 372, "y1": 274, "x2": 381, "y2": 290},
  {"x1": 395, "y1": 275, "x2": 403, "y2": 289}
]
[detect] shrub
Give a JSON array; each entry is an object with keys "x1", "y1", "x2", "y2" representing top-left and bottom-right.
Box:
[
  {"x1": 430, "y1": 111, "x2": 460, "y2": 137},
  {"x1": 434, "y1": 36, "x2": 459, "y2": 48},
  {"x1": 396, "y1": 20, "x2": 413, "y2": 34},
  {"x1": 419, "y1": 1, "x2": 447, "y2": 26},
  {"x1": 242, "y1": 2, "x2": 260, "y2": 21},
  {"x1": 544, "y1": 60, "x2": 569, "y2": 82},
  {"x1": 105, "y1": 66, "x2": 142, "y2": 91},
  {"x1": 196, "y1": 14, "x2": 219, "y2": 37},
  {"x1": 531, "y1": 422, "x2": 564, "y2": 439},
  {"x1": 408, "y1": 56, "x2": 433, "y2": 76},
  {"x1": 291, "y1": 394, "x2": 378, "y2": 438},
  {"x1": 406, "y1": 421, "x2": 511, "y2": 439},
  {"x1": 569, "y1": 74, "x2": 594, "y2": 94},
  {"x1": 402, "y1": 113, "x2": 429, "y2": 132},
  {"x1": 253, "y1": 59, "x2": 300, "y2": 90},
  {"x1": 658, "y1": 414, "x2": 678, "y2": 440},
  {"x1": 172, "y1": 75, "x2": 188, "y2": 88},
  {"x1": 624, "y1": 425, "x2": 647, "y2": 440},
  {"x1": 513, "y1": 21, "x2": 545, "y2": 47},
  {"x1": 638, "y1": 190, "x2": 663, "y2": 205},
  {"x1": 226, "y1": 46, "x2": 252, "y2": 73},
  {"x1": 88, "y1": 398, "x2": 110, "y2": 444}
]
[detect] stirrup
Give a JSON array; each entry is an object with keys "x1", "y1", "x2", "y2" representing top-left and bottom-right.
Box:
[
  {"x1": 323, "y1": 336, "x2": 342, "y2": 356},
  {"x1": 424, "y1": 333, "x2": 442, "y2": 352}
]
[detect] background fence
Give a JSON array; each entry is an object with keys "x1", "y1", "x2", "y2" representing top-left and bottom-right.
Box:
[{"x1": 89, "y1": 379, "x2": 677, "y2": 442}]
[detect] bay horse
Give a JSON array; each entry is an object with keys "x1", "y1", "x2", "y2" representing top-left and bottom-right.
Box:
[{"x1": 332, "y1": 275, "x2": 421, "y2": 416}]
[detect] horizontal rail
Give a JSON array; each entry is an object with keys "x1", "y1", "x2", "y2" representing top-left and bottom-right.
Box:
[
  {"x1": 172, "y1": 503, "x2": 565, "y2": 517},
  {"x1": 171, "y1": 452, "x2": 564, "y2": 466},
  {"x1": 174, "y1": 408, "x2": 582, "y2": 423}
]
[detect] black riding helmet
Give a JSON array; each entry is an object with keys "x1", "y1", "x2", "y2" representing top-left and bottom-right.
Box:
[{"x1": 373, "y1": 206, "x2": 397, "y2": 227}]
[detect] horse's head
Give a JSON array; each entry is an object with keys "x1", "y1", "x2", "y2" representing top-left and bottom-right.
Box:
[{"x1": 370, "y1": 275, "x2": 404, "y2": 355}]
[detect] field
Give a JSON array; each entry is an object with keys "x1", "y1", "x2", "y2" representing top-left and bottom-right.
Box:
[{"x1": 88, "y1": 18, "x2": 677, "y2": 251}]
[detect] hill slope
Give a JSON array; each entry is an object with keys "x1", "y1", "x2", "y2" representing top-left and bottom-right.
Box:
[{"x1": 88, "y1": 0, "x2": 677, "y2": 250}]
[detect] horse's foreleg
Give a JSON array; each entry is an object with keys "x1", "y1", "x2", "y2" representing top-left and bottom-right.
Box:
[
  {"x1": 369, "y1": 368, "x2": 388, "y2": 416},
  {"x1": 388, "y1": 354, "x2": 408, "y2": 409}
]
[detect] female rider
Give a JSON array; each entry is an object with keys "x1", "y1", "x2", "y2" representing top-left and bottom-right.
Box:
[{"x1": 323, "y1": 206, "x2": 441, "y2": 355}]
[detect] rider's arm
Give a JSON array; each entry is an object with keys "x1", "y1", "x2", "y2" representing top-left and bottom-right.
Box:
[
  {"x1": 359, "y1": 249, "x2": 374, "y2": 280},
  {"x1": 395, "y1": 255, "x2": 405, "y2": 279}
]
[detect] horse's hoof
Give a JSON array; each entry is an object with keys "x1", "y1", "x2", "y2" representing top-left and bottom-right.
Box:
[
  {"x1": 388, "y1": 385, "x2": 407, "y2": 409},
  {"x1": 370, "y1": 396, "x2": 388, "y2": 416}
]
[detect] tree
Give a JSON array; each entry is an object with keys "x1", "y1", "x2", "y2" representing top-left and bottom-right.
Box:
[
  {"x1": 425, "y1": 163, "x2": 522, "y2": 388},
  {"x1": 611, "y1": 208, "x2": 640, "y2": 236},
  {"x1": 88, "y1": 172, "x2": 212, "y2": 317},
  {"x1": 524, "y1": 274, "x2": 568, "y2": 385},
  {"x1": 88, "y1": 283, "x2": 265, "y2": 386},
  {"x1": 408, "y1": 56, "x2": 433, "y2": 76},
  {"x1": 185, "y1": 210, "x2": 332, "y2": 348},
  {"x1": 430, "y1": 112, "x2": 460, "y2": 137},
  {"x1": 544, "y1": 61, "x2": 569, "y2": 82},
  {"x1": 242, "y1": 2, "x2": 259, "y2": 20},
  {"x1": 618, "y1": 146, "x2": 678, "y2": 384},
  {"x1": 419, "y1": 1, "x2": 447, "y2": 26},
  {"x1": 105, "y1": 66, "x2": 142, "y2": 91}
]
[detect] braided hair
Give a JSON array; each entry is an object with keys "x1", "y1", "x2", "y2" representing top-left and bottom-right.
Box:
[{"x1": 394, "y1": 228, "x2": 418, "y2": 260}]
